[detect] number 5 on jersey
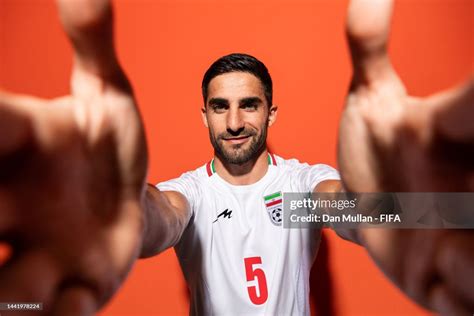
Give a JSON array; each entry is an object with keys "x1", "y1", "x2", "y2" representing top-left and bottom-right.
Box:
[{"x1": 244, "y1": 257, "x2": 268, "y2": 305}]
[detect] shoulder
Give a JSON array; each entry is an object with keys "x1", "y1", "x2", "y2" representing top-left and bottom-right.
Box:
[
  {"x1": 155, "y1": 162, "x2": 208, "y2": 192},
  {"x1": 274, "y1": 154, "x2": 339, "y2": 175},
  {"x1": 154, "y1": 162, "x2": 211, "y2": 211},
  {"x1": 273, "y1": 154, "x2": 340, "y2": 190}
]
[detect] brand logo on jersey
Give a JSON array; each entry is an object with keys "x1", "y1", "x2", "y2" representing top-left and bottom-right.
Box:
[
  {"x1": 263, "y1": 191, "x2": 283, "y2": 226},
  {"x1": 213, "y1": 208, "x2": 233, "y2": 223}
]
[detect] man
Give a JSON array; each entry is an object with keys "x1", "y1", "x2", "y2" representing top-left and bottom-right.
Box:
[
  {"x1": 147, "y1": 52, "x2": 341, "y2": 314},
  {"x1": 0, "y1": 0, "x2": 472, "y2": 315}
]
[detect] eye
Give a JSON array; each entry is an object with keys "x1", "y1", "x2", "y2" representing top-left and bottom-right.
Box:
[
  {"x1": 211, "y1": 104, "x2": 228, "y2": 113},
  {"x1": 241, "y1": 103, "x2": 258, "y2": 111}
]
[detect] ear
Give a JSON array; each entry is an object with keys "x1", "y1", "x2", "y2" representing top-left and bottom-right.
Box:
[
  {"x1": 268, "y1": 105, "x2": 278, "y2": 127},
  {"x1": 201, "y1": 106, "x2": 209, "y2": 128}
]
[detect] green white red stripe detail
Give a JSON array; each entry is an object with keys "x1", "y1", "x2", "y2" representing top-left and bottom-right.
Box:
[
  {"x1": 207, "y1": 153, "x2": 277, "y2": 177},
  {"x1": 268, "y1": 153, "x2": 277, "y2": 166},
  {"x1": 264, "y1": 191, "x2": 282, "y2": 208},
  {"x1": 206, "y1": 159, "x2": 216, "y2": 176}
]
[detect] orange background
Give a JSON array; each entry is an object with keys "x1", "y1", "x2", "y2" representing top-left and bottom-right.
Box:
[{"x1": 1, "y1": 0, "x2": 472, "y2": 315}]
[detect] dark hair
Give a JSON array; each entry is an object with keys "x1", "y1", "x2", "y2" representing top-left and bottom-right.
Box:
[{"x1": 201, "y1": 53, "x2": 273, "y2": 106}]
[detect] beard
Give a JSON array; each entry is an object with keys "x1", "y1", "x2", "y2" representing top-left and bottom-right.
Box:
[{"x1": 209, "y1": 123, "x2": 268, "y2": 165}]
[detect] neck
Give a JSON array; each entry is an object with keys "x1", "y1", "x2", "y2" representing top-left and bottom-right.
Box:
[{"x1": 214, "y1": 148, "x2": 270, "y2": 185}]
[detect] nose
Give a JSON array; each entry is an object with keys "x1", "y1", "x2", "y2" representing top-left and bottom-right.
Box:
[{"x1": 226, "y1": 107, "x2": 244, "y2": 135}]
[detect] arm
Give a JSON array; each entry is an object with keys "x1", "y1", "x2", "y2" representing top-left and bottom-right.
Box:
[
  {"x1": 140, "y1": 185, "x2": 191, "y2": 258},
  {"x1": 0, "y1": 0, "x2": 151, "y2": 314},
  {"x1": 333, "y1": 0, "x2": 473, "y2": 313},
  {"x1": 314, "y1": 184, "x2": 474, "y2": 313},
  {"x1": 357, "y1": 228, "x2": 473, "y2": 314},
  {"x1": 313, "y1": 179, "x2": 363, "y2": 245}
]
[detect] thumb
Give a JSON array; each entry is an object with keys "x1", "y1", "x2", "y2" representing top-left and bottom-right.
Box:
[
  {"x1": 57, "y1": 0, "x2": 116, "y2": 77},
  {"x1": 56, "y1": 0, "x2": 131, "y2": 99}
]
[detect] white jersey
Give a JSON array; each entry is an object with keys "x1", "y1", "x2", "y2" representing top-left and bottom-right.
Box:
[{"x1": 157, "y1": 154, "x2": 340, "y2": 315}]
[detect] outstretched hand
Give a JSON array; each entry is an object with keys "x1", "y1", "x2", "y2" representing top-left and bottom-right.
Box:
[
  {"x1": 339, "y1": 0, "x2": 473, "y2": 314},
  {"x1": 339, "y1": 0, "x2": 473, "y2": 192},
  {"x1": 0, "y1": 0, "x2": 147, "y2": 314}
]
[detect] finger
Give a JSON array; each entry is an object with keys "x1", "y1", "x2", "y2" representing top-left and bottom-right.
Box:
[
  {"x1": 346, "y1": 0, "x2": 402, "y2": 90},
  {"x1": 431, "y1": 78, "x2": 474, "y2": 141},
  {"x1": 0, "y1": 108, "x2": 30, "y2": 155},
  {"x1": 57, "y1": 0, "x2": 115, "y2": 76},
  {"x1": 0, "y1": 92, "x2": 42, "y2": 236},
  {"x1": 0, "y1": 249, "x2": 61, "y2": 312},
  {"x1": 436, "y1": 231, "x2": 474, "y2": 310},
  {"x1": 51, "y1": 286, "x2": 97, "y2": 316},
  {"x1": 56, "y1": 0, "x2": 131, "y2": 97},
  {"x1": 0, "y1": 91, "x2": 39, "y2": 156},
  {"x1": 0, "y1": 191, "x2": 18, "y2": 240},
  {"x1": 430, "y1": 284, "x2": 472, "y2": 316}
]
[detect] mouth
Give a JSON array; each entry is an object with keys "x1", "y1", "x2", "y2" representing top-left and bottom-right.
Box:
[{"x1": 222, "y1": 135, "x2": 251, "y2": 145}]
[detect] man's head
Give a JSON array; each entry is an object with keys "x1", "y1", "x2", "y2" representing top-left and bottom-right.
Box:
[
  {"x1": 201, "y1": 53, "x2": 277, "y2": 165},
  {"x1": 202, "y1": 53, "x2": 273, "y2": 106}
]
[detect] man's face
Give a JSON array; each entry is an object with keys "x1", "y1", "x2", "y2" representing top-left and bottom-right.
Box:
[{"x1": 202, "y1": 72, "x2": 277, "y2": 165}]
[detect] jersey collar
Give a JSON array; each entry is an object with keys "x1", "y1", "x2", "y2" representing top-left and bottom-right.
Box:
[{"x1": 206, "y1": 153, "x2": 277, "y2": 177}]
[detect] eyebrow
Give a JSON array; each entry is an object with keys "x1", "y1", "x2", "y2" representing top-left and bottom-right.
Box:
[
  {"x1": 208, "y1": 98, "x2": 229, "y2": 107},
  {"x1": 207, "y1": 96, "x2": 264, "y2": 107},
  {"x1": 239, "y1": 97, "x2": 263, "y2": 106}
]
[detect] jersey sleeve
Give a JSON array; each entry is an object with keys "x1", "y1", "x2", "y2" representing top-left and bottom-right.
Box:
[
  {"x1": 156, "y1": 171, "x2": 201, "y2": 214},
  {"x1": 293, "y1": 163, "x2": 340, "y2": 192}
]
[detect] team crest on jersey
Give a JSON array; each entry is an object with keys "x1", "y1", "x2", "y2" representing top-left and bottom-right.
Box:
[{"x1": 263, "y1": 191, "x2": 283, "y2": 226}]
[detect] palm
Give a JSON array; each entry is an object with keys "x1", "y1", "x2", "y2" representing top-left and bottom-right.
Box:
[{"x1": 0, "y1": 0, "x2": 147, "y2": 314}]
